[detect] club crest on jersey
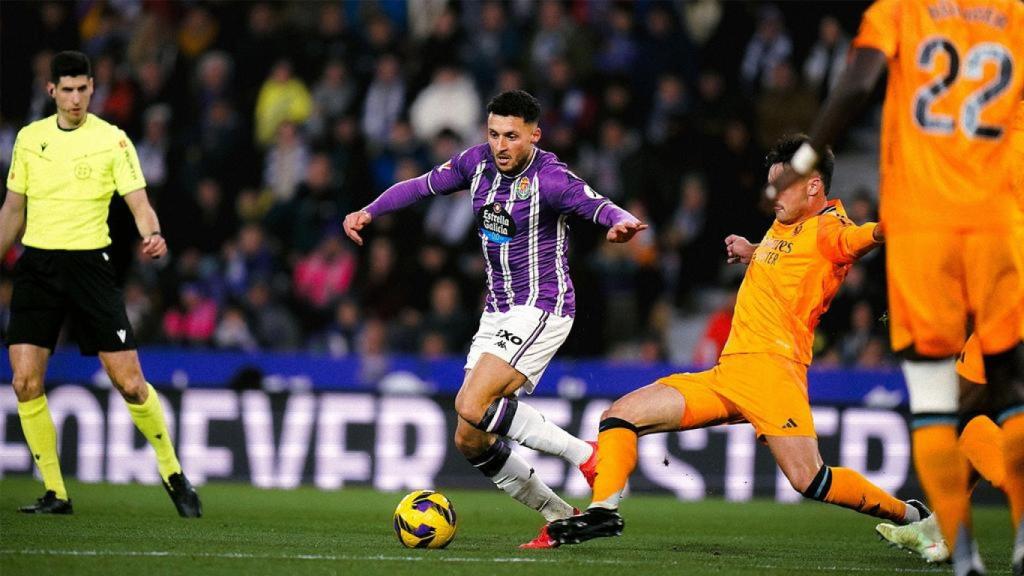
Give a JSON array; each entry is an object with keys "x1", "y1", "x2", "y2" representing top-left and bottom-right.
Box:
[
  {"x1": 477, "y1": 201, "x2": 517, "y2": 244},
  {"x1": 513, "y1": 176, "x2": 532, "y2": 200}
]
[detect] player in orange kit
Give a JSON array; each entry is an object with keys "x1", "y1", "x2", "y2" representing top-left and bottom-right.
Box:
[
  {"x1": 764, "y1": 3, "x2": 1024, "y2": 573},
  {"x1": 546, "y1": 134, "x2": 933, "y2": 546},
  {"x1": 876, "y1": 102, "x2": 1024, "y2": 567}
]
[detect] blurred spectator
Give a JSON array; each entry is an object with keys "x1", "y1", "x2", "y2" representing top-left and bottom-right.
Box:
[
  {"x1": 290, "y1": 153, "x2": 344, "y2": 254},
  {"x1": 263, "y1": 122, "x2": 310, "y2": 205},
  {"x1": 595, "y1": 2, "x2": 638, "y2": 76},
  {"x1": 254, "y1": 59, "x2": 313, "y2": 148},
  {"x1": 162, "y1": 284, "x2": 218, "y2": 346},
  {"x1": 740, "y1": 5, "x2": 792, "y2": 94},
  {"x1": 358, "y1": 237, "x2": 408, "y2": 321},
  {"x1": 421, "y1": 277, "x2": 474, "y2": 354},
  {"x1": 0, "y1": 278, "x2": 13, "y2": 341},
  {"x1": 214, "y1": 305, "x2": 259, "y2": 352},
  {"x1": 307, "y1": 59, "x2": 357, "y2": 142},
  {"x1": 293, "y1": 234, "x2": 358, "y2": 313},
  {"x1": 578, "y1": 118, "x2": 638, "y2": 203},
  {"x1": 634, "y1": 3, "x2": 694, "y2": 103},
  {"x1": 194, "y1": 51, "x2": 234, "y2": 123},
  {"x1": 89, "y1": 53, "x2": 135, "y2": 126},
  {"x1": 362, "y1": 54, "x2": 407, "y2": 151},
  {"x1": 692, "y1": 290, "x2": 737, "y2": 366},
  {"x1": 803, "y1": 16, "x2": 850, "y2": 102},
  {"x1": 409, "y1": 64, "x2": 481, "y2": 145},
  {"x1": 415, "y1": 6, "x2": 463, "y2": 84},
  {"x1": 126, "y1": 13, "x2": 177, "y2": 77},
  {"x1": 646, "y1": 74, "x2": 689, "y2": 145},
  {"x1": 463, "y1": 1, "x2": 520, "y2": 96},
  {"x1": 136, "y1": 105, "x2": 171, "y2": 192},
  {"x1": 538, "y1": 56, "x2": 595, "y2": 136},
  {"x1": 27, "y1": 51, "x2": 55, "y2": 121},
  {"x1": 224, "y1": 224, "x2": 275, "y2": 300},
  {"x1": 244, "y1": 281, "x2": 301, "y2": 350},
  {"x1": 123, "y1": 278, "x2": 158, "y2": 342},
  {"x1": 177, "y1": 5, "x2": 219, "y2": 61},
  {"x1": 314, "y1": 298, "x2": 362, "y2": 357},
  {"x1": 190, "y1": 178, "x2": 238, "y2": 256},
  {"x1": 755, "y1": 61, "x2": 819, "y2": 148}
]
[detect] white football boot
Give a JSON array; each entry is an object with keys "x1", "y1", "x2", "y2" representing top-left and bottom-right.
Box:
[{"x1": 875, "y1": 513, "x2": 950, "y2": 563}]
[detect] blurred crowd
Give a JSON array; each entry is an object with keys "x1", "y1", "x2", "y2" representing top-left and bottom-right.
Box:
[{"x1": 0, "y1": 0, "x2": 893, "y2": 369}]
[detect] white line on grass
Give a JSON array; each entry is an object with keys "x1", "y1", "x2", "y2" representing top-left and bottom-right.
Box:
[{"x1": 0, "y1": 549, "x2": 943, "y2": 571}]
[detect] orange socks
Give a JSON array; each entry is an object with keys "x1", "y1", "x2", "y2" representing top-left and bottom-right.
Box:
[
  {"x1": 914, "y1": 424, "x2": 972, "y2": 550},
  {"x1": 590, "y1": 419, "x2": 638, "y2": 510},
  {"x1": 959, "y1": 415, "x2": 1005, "y2": 490},
  {"x1": 818, "y1": 466, "x2": 909, "y2": 522}
]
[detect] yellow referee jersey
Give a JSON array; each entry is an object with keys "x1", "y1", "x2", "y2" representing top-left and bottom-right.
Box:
[{"x1": 6, "y1": 113, "x2": 147, "y2": 250}]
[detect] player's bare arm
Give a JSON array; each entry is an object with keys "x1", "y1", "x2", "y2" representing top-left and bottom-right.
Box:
[
  {"x1": 342, "y1": 209, "x2": 373, "y2": 246},
  {"x1": 766, "y1": 48, "x2": 888, "y2": 199},
  {"x1": 725, "y1": 234, "x2": 756, "y2": 265},
  {"x1": 0, "y1": 190, "x2": 27, "y2": 256},
  {"x1": 123, "y1": 188, "x2": 166, "y2": 259},
  {"x1": 606, "y1": 219, "x2": 649, "y2": 243}
]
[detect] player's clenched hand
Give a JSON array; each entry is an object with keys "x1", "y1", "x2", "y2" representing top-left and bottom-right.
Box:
[
  {"x1": 606, "y1": 219, "x2": 649, "y2": 243},
  {"x1": 141, "y1": 233, "x2": 167, "y2": 259},
  {"x1": 343, "y1": 210, "x2": 372, "y2": 246},
  {"x1": 725, "y1": 234, "x2": 754, "y2": 264}
]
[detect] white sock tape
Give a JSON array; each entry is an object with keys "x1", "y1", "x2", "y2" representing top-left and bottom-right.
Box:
[{"x1": 902, "y1": 358, "x2": 959, "y2": 414}]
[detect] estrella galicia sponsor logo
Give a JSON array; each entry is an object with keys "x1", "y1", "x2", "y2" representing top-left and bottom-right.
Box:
[
  {"x1": 513, "y1": 176, "x2": 531, "y2": 200},
  {"x1": 496, "y1": 329, "x2": 523, "y2": 345},
  {"x1": 477, "y1": 202, "x2": 516, "y2": 244}
]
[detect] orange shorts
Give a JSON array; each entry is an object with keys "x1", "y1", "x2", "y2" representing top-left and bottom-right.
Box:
[
  {"x1": 887, "y1": 230, "x2": 1023, "y2": 358},
  {"x1": 655, "y1": 353, "x2": 815, "y2": 439}
]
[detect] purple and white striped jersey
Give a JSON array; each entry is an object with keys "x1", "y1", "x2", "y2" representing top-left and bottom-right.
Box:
[{"x1": 364, "y1": 143, "x2": 633, "y2": 318}]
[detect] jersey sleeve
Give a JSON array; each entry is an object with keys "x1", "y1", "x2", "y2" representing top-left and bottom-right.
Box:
[
  {"x1": 816, "y1": 213, "x2": 880, "y2": 265},
  {"x1": 112, "y1": 130, "x2": 147, "y2": 195},
  {"x1": 546, "y1": 167, "x2": 632, "y2": 226},
  {"x1": 852, "y1": 0, "x2": 901, "y2": 58},
  {"x1": 6, "y1": 130, "x2": 28, "y2": 193},
  {"x1": 424, "y1": 149, "x2": 474, "y2": 196}
]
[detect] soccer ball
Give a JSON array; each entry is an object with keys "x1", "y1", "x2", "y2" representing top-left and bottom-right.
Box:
[{"x1": 393, "y1": 490, "x2": 458, "y2": 549}]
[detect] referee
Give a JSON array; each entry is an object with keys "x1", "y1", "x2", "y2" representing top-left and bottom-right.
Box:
[{"x1": 0, "y1": 51, "x2": 200, "y2": 517}]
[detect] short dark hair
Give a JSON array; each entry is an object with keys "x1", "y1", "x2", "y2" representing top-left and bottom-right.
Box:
[
  {"x1": 50, "y1": 51, "x2": 92, "y2": 83},
  {"x1": 486, "y1": 90, "x2": 541, "y2": 124},
  {"x1": 765, "y1": 133, "x2": 835, "y2": 194}
]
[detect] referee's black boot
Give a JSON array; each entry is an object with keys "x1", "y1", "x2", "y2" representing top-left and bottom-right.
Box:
[
  {"x1": 163, "y1": 472, "x2": 202, "y2": 518},
  {"x1": 18, "y1": 490, "x2": 73, "y2": 514},
  {"x1": 546, "y1": 507, "x2": 624, "y2": 546}
]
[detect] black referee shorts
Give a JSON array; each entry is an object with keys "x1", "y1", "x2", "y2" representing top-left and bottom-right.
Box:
[{"x1": 6, "y1": 247, "x2": 137, "y2": 355}]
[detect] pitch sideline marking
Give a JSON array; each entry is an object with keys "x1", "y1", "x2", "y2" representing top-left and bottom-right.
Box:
[{"x1": 0, "y1": 548, "x2": 941, "y2": 571}]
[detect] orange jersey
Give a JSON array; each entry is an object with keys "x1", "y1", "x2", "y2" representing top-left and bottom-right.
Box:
[
  {"x1": 853, "y1": 0, "x2": 1024, "y2": 232},
  {"x1": 722, "y1": 200, "x2": 880, "y2": 365}
]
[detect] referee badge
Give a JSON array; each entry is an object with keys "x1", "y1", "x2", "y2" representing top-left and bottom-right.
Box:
[{"x1": 74, "y1": 162, "x2": 92, "y2": 179}]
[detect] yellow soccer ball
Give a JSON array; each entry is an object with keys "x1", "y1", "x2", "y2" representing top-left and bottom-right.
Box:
[{"x1": 393, "y1": 490, "x2": 458, "y2": 549}]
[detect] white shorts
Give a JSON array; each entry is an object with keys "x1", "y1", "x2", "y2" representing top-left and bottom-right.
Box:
[{"x1": 464, "y1": 305, "x2": 573, "y2": 393}]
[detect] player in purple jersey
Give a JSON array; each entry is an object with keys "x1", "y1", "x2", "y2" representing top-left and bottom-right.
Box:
[{"x1": 343, "y1": 90, "x2": 646, "y2": 548}]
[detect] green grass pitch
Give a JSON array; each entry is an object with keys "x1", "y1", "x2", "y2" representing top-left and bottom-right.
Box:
[{"x1": 0, "y1": 476, "x2": 1013, "y2": 575}]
